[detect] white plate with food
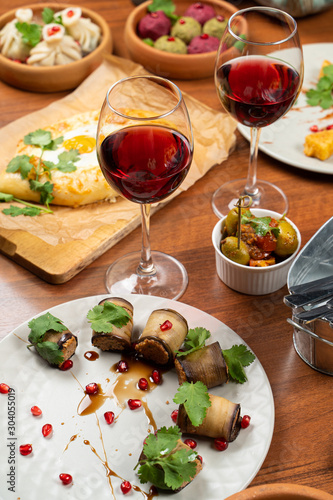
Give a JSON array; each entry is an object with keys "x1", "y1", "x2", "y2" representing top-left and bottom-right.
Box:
[
  {"x1": 238, "y1": 43, "x2": 333, "y2": 175},
  {"x1": 0, "y1": 294, "x2": 274, "y2": 500}
]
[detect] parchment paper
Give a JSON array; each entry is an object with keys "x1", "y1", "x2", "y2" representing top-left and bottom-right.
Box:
[{"x1": 0, "y1": 54, "x2": 237, "y2": 245}]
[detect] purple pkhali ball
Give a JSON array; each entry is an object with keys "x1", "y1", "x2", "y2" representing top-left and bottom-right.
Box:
[
  {"x1": 187, "y1": 33, "x2": 220, "y2": 54},
  {"x1": 137, "y1": 10, "x2": 171, "y2": 41},
  {"x1": 184, "y1": 2, "x2": 216, "y2": 26}
]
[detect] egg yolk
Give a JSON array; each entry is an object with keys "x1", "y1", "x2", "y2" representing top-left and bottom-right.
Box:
[{"x1": 62, "y1": 135, "x2": 96, "y2": 154}]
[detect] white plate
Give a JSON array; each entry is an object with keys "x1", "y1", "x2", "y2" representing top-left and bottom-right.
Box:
[
  {"x1": 238, "y1": 43, "x2": 333, "y2": 175},
  {"x1": 0, "y1": 294, "x2": 274, "y2": 500}
]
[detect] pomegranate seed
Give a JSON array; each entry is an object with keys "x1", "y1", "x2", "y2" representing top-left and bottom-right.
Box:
[
  {"x1": 150, "y1": 486, "x2": 158, "y2": 496},
  {"x1": 201, "y1": 33, "x2": 209, "y2": 39},
  {"x1": 117, "y1": 360, "x2": 129, "y2": 373},
  {"x1": 31, "y1": 406, "x2": 42, "y2": 416},
  {"x1": 151, "y1": 369, "x2": 162, "y2": 385},
  {"x1": 42, "y1": 423, "x2": 53, "y2": 438},
  {"x1": 59, "y1": 473, "x2": 73, "y2": 485},
  {"x1": 59, "y1": 359, "x2": 73, "y2": 371},
  {"x1": 167, "y1": 37, "x2": 175, "y2": 42},
  {"x1": 19, "y1": 444, "x2": 32, "y2": 456},
  {"x1": 214, "y1": 438, "x2": 228, "y2": 451},
  {"x1": 85, "y1": 383, "x2": 98, "y2": 395},
  {"x1": 184, "y1": 438, "x2": 197, "y2": 449},
  {"x1": 0, "y1": 383, "x2": 10, "y2": 394},
  {"x1": 197, "y1": 454, "x2": 203, "y2": 463},
  {"x1": 121, "y1": 480, "x2": 132, "y2": 494},
  {"x1": 310, "y1": 125, "x2": 319, "y2": 132},
  {"x1": 241, "y1": 415, "x2": 251, "y2": 429},
  {"x1": 194, "y1": 3, "x2": 203, "y2": 9},
  {"x1": 67, "y1": 9, "x2": 74, "y2": 17},
  {"x1": 160, "y1": 320, "x2": 172, "y2": 331},
  {"x1": 138, "y1": 378, "x2": 149, "y2": 391},
  {"x1": 104, "y1": 411, "x2": 115, "y2": 425},
  {"x1": 128, "y1": 398, "x2": 142, "y2": 410},
  {"x1": 327, "y1": 124, "x2": 333, "y2": 130},
  {"x1": 217, "y1": 15, "x2": 225, "y2": 22},
  {"x1": 171, "y1": 409, "x2": 178, "y2": 423},
  {"x1": 180, "y1": 19, "x2": 185, "y2": 24}
]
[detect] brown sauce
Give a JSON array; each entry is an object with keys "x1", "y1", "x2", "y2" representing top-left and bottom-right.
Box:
[{"x1": 84, "y1": 350, "x2": 100, "y2": 361}]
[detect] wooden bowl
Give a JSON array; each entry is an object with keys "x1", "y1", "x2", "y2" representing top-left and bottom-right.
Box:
[
  {"x1": 0, "y1": 3, "x2": 112, "y2": 92},
  {"x1": 225, "y1": 483, "x2": 333, "y2": 500},
  {"x1": 124, "y1": 0, "x2": 246, "y2": 80}
]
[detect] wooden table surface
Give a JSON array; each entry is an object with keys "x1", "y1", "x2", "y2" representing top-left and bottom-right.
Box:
[{"x1": 1, "y1": 0, "x2": 333, "y2": 497}]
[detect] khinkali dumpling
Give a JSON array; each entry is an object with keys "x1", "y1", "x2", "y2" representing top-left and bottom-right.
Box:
[
  {"x1": 58, "y1": 7, "x2": 101, "y2": 53},
  {"x1": 26, "y1": 24, "x2": 82, "y2": 66},
  {"x1": 0, "y1": 8, "x2": 33, "y2": 61}
]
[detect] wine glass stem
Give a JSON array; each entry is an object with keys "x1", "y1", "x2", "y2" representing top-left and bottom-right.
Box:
[
  {"x1": 244, "y1": 127, "x2": 261, "y2": 197},
  {"x1": 137, "y1": 203, "x2": 156, "y2": 276}
]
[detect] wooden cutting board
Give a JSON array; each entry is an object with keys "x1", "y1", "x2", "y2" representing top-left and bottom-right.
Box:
[{"x1": 0, "y1": 215, "x2": 142, "y2": 284}]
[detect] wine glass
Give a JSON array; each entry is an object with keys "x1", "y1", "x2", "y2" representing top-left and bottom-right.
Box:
[
  {"x1": 97, "y1": 75, "x2": 193, "y2": 299},
  {"x1": 212, "y1": 6, "x2": 304, "y2": 218}
]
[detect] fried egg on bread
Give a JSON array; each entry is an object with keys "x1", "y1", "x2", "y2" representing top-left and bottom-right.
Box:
[{"x1": 0, "y1": 110, "x2": 118, "y2": 207}]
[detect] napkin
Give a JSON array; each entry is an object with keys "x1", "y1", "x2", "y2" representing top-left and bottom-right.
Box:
[{"x1": 0, "y1": 54, "x2": 237, "y2": 245}]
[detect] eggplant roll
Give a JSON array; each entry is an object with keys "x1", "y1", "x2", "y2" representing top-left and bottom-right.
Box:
[
  {"x1": 174, "y1": 341, "x2": 228, "y2": 389},
  {"x1": 177, "y1": 393, "x2": 241, "y2": 442},
  {"x1": 135, "y1": 309, "x2": 188, "y2": 365},
  {"x1": 91, "y1": 297, "x2": 133, "y2": 351},
  {"x1": 44, "y1": 329, "x2": 78, "y2": 366}
]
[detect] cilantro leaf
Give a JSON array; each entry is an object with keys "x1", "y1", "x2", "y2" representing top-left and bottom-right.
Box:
[
  {"x1": 15, "y1": 22, "x2": 42, "y2": 47},
  {"x1": 24, "y1": 129, "x2": 53, "y2": 148},
  {"x1": 222, "y1": 344, "x2": 255, "y2": 384},
  {"x1": 173, "y1": 381, "x2": 211, "y2": 427},
  {"x1": 87, "y1": 301, "x2": 131, "y2": 333},
  {"x1": 148, "y1": 0, "x2": 176, "y2": 16},
  {"x1": 241, "y1": 211, "x2": 280, "y2": 238},
  {"x1": 6, "y1": 155, "x2": 33, "y2": 179},
  {"x1": 136, "y1": 426, "x2": 198, "y2": 490},
  {"x1": 55, "y1": 150, "x2": 80, "y2": 172},
  {"x1": 28, "y1": 312, "x2": 68, "y2": 345},
  {"x1": 306, "y1": 63, "x2": 333, "y2": 110},
  {"x1": 29, "y1": 180, "x2": 54, "y2": 206},
  {"x1": 0, "y1": 192, "x2": 14, "y2": 202},
  {"x1": 35, "y1": 341, "x2": 64, "y2": 366},
  {"x1": 42, "y1": 7, "x2": 56, "y2": 24},
  {"x1": 2, "y1": 205, "x2": 41, "y2": 217},
  {"x1": 175, "y1": 327, "x2": 211, "y2": 357}
]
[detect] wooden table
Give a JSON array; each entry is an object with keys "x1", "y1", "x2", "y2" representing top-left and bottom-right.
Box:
[{"x1": 1, "y1": 0, "x2": 333, "y2": 496}]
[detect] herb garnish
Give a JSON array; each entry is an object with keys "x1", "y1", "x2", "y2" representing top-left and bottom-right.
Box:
[
  {"x1": 15, "y1": 22, "x2": 42, "y2": 47},
  {"x1": 222, "y1": 344, "x2": 256, "y2": 384},
  {"x1": 27, "y1": 312, "x2": 68, "y2": 366},
  {"x1": 135, "y1": 426, "x2": 198, "y2": 490},
  {"x1": 241, "y1": 210, "x2": 280, "y2": 237},
  {"x1": 148, "y1": 0, "x2": 178, "y2": 22},
  {"x1": 306, "y1": 64, "x2": 333, "y2": 110},
  {"x1": 173, "y1": 381, "x2": 211, "y2": 427},
  {"x1": 175, "y1": 327, "x2": 211, "y2": 357},
  {"x1": 0, "y1": 192, "x2": 53, "y2": 217},
  {"x1": 87, "y1": 301, "x2": 131, "y2": 333}
]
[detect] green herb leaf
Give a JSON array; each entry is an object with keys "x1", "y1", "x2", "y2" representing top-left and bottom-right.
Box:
[
  {"x1": 0, "y1": 192, "x2": 14, "y2": 202},
  {"x1": 222, "y1": 344, "x2": 255, "y2": 384},
  {"x1": 175, "y1": 327, "x2": 211, "y2": 357},
  {"x1": 24, "y1": 129, "x2": 53, "y2": 148},
  {"x1": 56, "y1": 149, "x2": 80, "y2": 172},
  {"x1": 241, "y1": 211, "x2": 280, "y2": 237},
  {"x1": 6, "y1": 155, "x2": 33, "y2": 179},
  {"x1": 28, "y1": 312, "x2": 68, "y2": 345},
  {"x1": 42, "y1": 7, "x2": 55, "y2": 24},
  {"x1": 148, "y1": 0, "x2": 176, "y2": 18},
  {"x1": 2, "y1": 205, "x2": 42, "y2": 217},
  {"x1": 35, "y1": 341, "x2": 64, "y2": 365},
  {"x1": 15, "y1": 22, "x2": 42, "y2": 47},
  {"x1": 87, "y1": 301, "x2": 131, "y2": 333},
  {"x1": 143, "y1": 38, "x2": 154, "y2": 47},
  {"x1": 173, "y1": 381, "x2": 211, "y2": 427},
  {"x1": 136, "y1": 426, "x2": 197, "y2": 490},
  {"x1": 29, "y1": 180, "x2": 54, "y2": 206},
  {"x1": 306, "y1": 64, "x2": 333, "y2": 110}
]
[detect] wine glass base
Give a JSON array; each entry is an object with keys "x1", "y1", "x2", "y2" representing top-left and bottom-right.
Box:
[
  {"x1": 212, "y1": 178, "x2": 289, "y2": 218},
  {"x1": 104, "y1": 251, "x2": 188, "y2": 300}
]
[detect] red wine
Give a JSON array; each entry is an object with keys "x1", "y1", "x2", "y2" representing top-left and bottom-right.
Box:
[
  {"x1": 98, "y1": 125, "x2": 192, "y2": 204},
  {"x1": 216, "y1": 55, "x2": 300, "y2": 127}
]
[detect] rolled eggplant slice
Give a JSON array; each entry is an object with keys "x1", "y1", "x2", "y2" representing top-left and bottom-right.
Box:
[
  {"x1": 135, "y1": 309, "x2": 188, "y2": 365},
  {"x1": 43, "y1": 329, "x2": 78, "y2": 366},
  {"x1": 177, "y1": 393, "x2": 241, "y2": 442},
  {"x1": 91, "y1": 297, "x2": 133, "y2": 351},
  {"x1": 175, "y1": 341, "x2": 228, "y2": 388}
]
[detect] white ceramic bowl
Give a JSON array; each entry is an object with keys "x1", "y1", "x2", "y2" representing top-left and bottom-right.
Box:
[{"x1": 212, "y1": 209, "x2": 301, "y2": 295}]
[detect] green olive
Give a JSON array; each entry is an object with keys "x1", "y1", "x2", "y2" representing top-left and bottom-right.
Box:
[
  {"x1": 275, "y1": 220, "x2": 298, "y2": 257},
  {"x1": 224, "y1": 207, "x2": 247, "y2": 236},
  {"x1": 221, "y1": 236, "x2": 250, "y2": 266}
]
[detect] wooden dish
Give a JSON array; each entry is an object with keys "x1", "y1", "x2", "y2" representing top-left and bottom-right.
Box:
[
  {"x1": 0, "y1": 3, "x2": 112, "y2": 92},
  {"x1": 124, "y1": 0, "x2": 246, "y2": 80},
  {"x1": 225, "y1": 483, "x2": 333, "y2": 500}
]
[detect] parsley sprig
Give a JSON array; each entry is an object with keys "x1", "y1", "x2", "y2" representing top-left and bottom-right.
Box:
[
  {"x1": 306, "y1": 64, "x2": 333, "y2": 110},
  {"x1": 15, "y1": 22, "x2": 42, "y2": 47},
  {"x1": 0, "y1": 192, "x2": 53, "y2": 217},
  {"x1": 175, "y1": 327, "x2": 211, "y2": 357},
  {"x1": 173, "y1": 381, "x2": 211, "y2": 427},
  {"x1": 241, "y1": 210, "x2": 280, "y2": 238},
  {"x1": 148, "y1": 0, "x2": 178, "y2": 22},
  {"x1": 135, "y1": 426, "x2": 198, "y2": 491},
  {"x1": 27, "y1": 312, "x2": 68, "y2": 366},
  {"x1": 87, "y1": 301, "x2": 131, "y2": 333}
]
